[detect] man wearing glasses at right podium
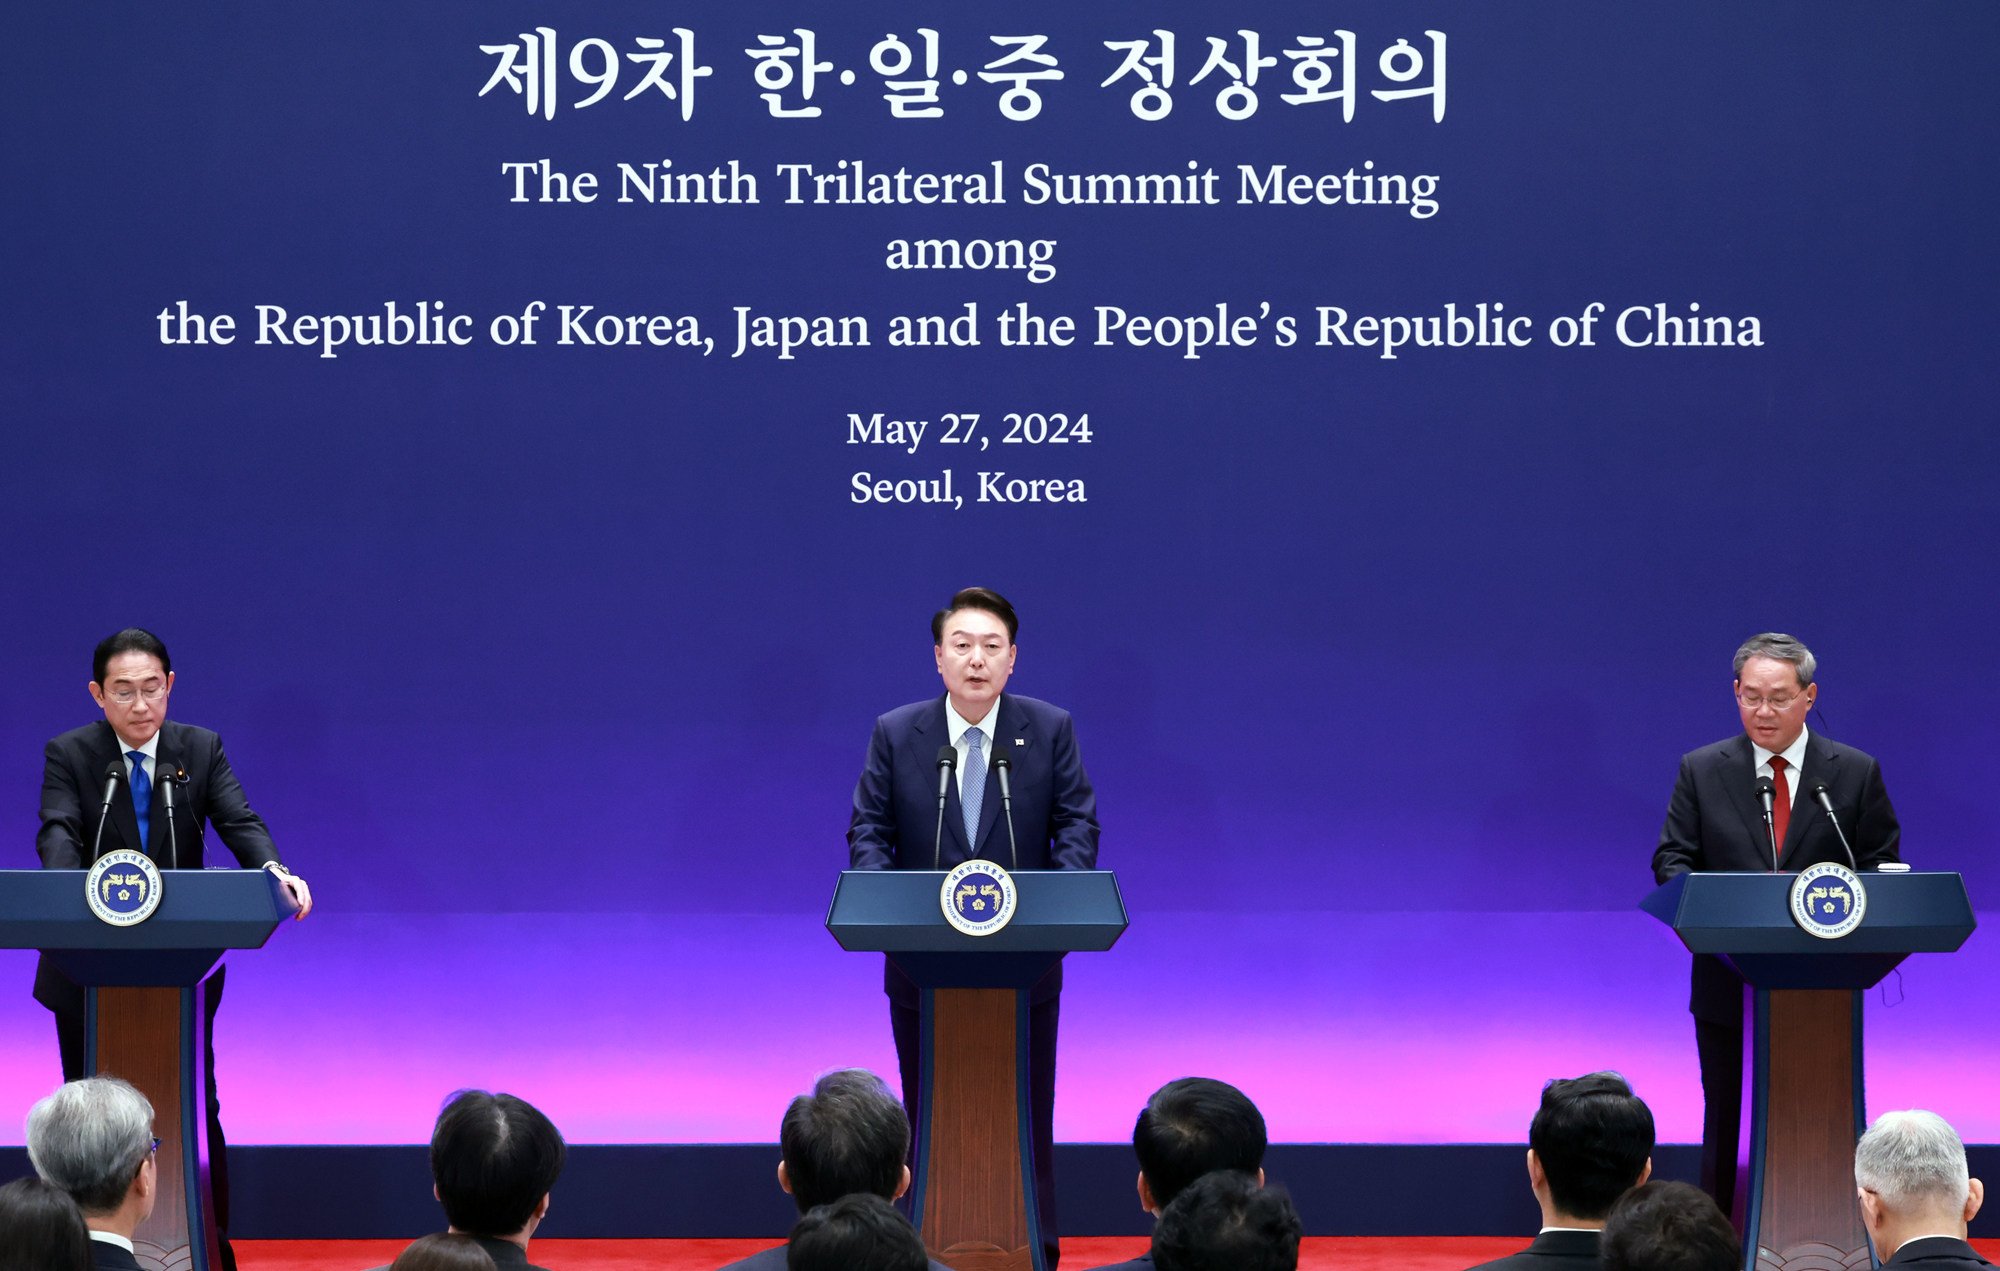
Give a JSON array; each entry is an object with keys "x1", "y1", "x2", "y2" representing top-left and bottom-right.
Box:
[{"x1": 1651, "y1": 632, "x2": 1902, "y2": 1219}]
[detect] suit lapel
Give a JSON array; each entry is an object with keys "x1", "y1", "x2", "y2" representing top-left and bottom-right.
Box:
[
  {"x1": 1778, "y1": 734, "x2": 1836, "y2": 869},
  {"x1": 152, "y1": 726, "x2": 182, "y2": 866},
  {"x1": 971, "y1": 695, "x2": 1025, "y2": 859},
  {"x1": 918, "y1": 698, "x2": 974, "y2": 862},
  {"x1": 85, "y1": 723, "x2": 141, "y2": 861},
  {"x1": 1716, "y1": 735, "x2": 1777, "y2": 867}
]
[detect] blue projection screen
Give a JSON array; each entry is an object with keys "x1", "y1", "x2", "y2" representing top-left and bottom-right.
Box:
[{"x1": 2, "y1": 3, "x2": 1995, "y2": 1147}]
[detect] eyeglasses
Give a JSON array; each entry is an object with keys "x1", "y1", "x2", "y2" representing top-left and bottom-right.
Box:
[
  {"x1": 106, "y1": 683, "x2": 167, "y2": 705},
  {"x1": 150, "y1": 1137, "x2": 161, "y2": 1154},
  {"x1": 1737, "y1": 692, "x2": 1805, "y2": 712}
]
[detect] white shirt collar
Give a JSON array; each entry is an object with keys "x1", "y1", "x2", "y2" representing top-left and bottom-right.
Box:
[
  {"x1": 944, "y1": 697, "x2": 999, "y2": 745},
  {"x1": 121, "y1": 732, "x2": 161, "y2": 770},
  {"x1": 89, "y1": 1231, "x2": 136, "y2": 1252},
  {"x1": 1752, "y1": 725, "x2": 1809, "y2": 774}
]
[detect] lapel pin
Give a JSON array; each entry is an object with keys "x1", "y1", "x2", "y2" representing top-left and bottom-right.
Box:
[{"x1": 1014, "y1": 738, "x2": 1025, "y2": 746}]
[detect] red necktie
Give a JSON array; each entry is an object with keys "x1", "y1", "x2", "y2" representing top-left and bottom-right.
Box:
[{"x1": 1768, "y1": 756, "x2": 1791, "y2": 865}]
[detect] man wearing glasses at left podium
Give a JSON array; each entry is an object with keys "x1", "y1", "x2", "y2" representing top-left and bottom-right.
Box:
[{"x1": 32, "y1": 627, "x2": 314, "y2": 1271}]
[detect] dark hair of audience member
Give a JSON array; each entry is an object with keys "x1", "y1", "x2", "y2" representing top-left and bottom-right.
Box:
[
  {"x1": 780, "y1": 1069, "x2": 910, "y2": 1213},
  {"x1": 430, "y1": 1090, "x2": 566, "y2": 1237},
  {"x1": 931, "y1": 587, "x2": 1019, "y2": 644},
  {"x1": 1529, "y1": 1072, "x2": 1656, "y2": 1220},
  {"x1": 93, "y1": 628, "x2": 172, "y2": 684},
  {"x1": 1134, "y1": 1077, "x2": 1269, "y2": 1209},
  {"x1": 1151, "y1": 1170, "x2": 1302, "y2": 1271},
  {"x1": 0, "y1": 1176, "x2": 93, "y2": 1271},
  {"x1": 786, "y1": 1193, "x2": 928, "y2": 1271},
  {"x1": 1601, "y1": 1181, "x2": 1739, "y2": 1271},
  {"x1": 390, "y1": 1232, "x2": 498, "y2": 1271}
]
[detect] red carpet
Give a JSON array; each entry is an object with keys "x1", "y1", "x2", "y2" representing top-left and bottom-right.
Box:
[
  {"x1": 237, "y1": 1237, "x2": 1523, "y2": 1271},
  {"x1": 239, "y1": 1235, "x2": 2000, "y2": 1271}
]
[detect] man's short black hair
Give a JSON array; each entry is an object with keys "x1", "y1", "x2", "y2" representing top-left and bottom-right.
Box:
[
  {"x1": 93, "y1": 629, "x2": 171, "y2": 684},
  {"x1": 931, "y1": 587, "x2": 1018, "y2": 645},
  {"x1": 1601, "y1": 1181, "x2": 1739, "y2": 1271},
  {"x1": 429, "y1": 1090, "x2": 565, "y2": 1238},
  {"x1": 1134, "y1": 1077, "x2": 1268, "y2": 1209},
  {"x1": 780, "y1": 1069, "x2": 910, "y2": 1214},
  {"x1": 1529, "y1": 1072, "x2": 1655, "y2": 1220},
  {"x1": 786, "y1": 1193, "x2": 928, "y2": 1271},
  {"x1": 1151, "y1": 1170, "x2": 1301, "y2": 1271}
]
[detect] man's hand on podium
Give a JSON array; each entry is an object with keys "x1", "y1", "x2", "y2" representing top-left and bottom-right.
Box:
[{"x1": 263, "y1": 862, "x2": 314, "y2": 919}]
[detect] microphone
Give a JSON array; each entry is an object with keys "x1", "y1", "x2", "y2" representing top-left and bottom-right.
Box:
[
  {"x1": 89, "y1": 761, "x2": 123, "y2": 864},
  {"x1": 158, "y1": 762, "x2": 182, "y2": 870},
  {"x1": 931, "y1": 745, "x2": 957, "y2": 870},
  {"x1": 991, "y1": 748, "x2": 1019, "y2": 871},
  {"x1": 1755, "y1": 776, "x2": 1779, "y2": 871},
  {"x1": 1811, "y1": 783, "x2": 1860, "y2": 872}
]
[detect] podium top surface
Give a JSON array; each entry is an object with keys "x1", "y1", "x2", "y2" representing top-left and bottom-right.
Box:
[
  {"x1": 827, "y1": 869, "x2": 1127, "y2": 953},
  {"x1": 1641, "y1": 870, "x2": 1975, "y2": 956},
  {"x1": 0, "y1": 868, "x2": 299, "y2": 951}
]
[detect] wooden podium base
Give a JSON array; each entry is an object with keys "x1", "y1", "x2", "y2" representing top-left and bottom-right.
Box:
[
  {"x1": 917, "y1": 987, "x2": 1039, "y2": 1271},
  {"x1": 1747, "y1": 990, "x2": 1869, "y2": 1271},
  {"x1": 90, "y1": 984, "x2": 221, "y2": 1271}
]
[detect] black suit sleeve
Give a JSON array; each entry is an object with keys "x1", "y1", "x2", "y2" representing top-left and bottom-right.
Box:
[
  {"x1": 1046, "y1": 710, "x2": 1099, "y2": 870},
  {"x1": 201, "y1": 737, "x2": 279, "y2": 869},
  {"x1": 847, "y1": 716, "x2": 898, "y2": 870},
  {"x1": 1652, "y1": 753, "x2": 1703, "y2": 883},
  {"x1": 1849, "y1": 754, "x2": 1901, "y2": 870},
  {"x1": 36, "y1": 737, "x2": 89, "y2": 869}
]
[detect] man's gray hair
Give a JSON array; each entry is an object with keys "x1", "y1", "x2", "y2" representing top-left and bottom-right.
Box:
[
  {"x1": 1734, "y1": 633, "x2": 1817, "y2": 687},
  {"x1": 1854, "y1": 1110, "x2": 1969, "y2": 1212},
  {"x1": 24, "y1": 1077, "x2": 155, "y2": 1216}
]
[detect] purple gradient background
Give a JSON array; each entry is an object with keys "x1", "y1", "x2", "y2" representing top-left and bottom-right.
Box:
[{"x1": 3, "y1": 3, "x2": 1997, "y2": 1146}]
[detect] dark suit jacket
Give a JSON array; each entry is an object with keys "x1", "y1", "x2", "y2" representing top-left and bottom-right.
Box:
[
  {"x1": 1652, "y1": 731, "x2": 1900, "y2": 1023},
  {"x1": 1463, "y1": 1229, "x2": 1602, "y2": 1271},
  {"x1": 1081, "y1": 1255, "x2": 1153, "y2": 1271},
  {"x1": 1884, "y1": 1236, "x2": 1995, "y2": 1270},
  {"x1": 717, "y1": 1241, "x2": 953, "y2": 1270},
  {"x1": 848, "y1": 693, "x2": 1099, "y2": 1004},
  {"x1": 366, "y1": 1234, "x2": 553, "y2": 1271},
  {"x1": 89, "y1": 1237, "x2": 143, "y2": 1271},
  {"x1": 34, "y1": 718, "x2": 283, "y2": 1012},
  {"x1": 849, "y1": 693, "x2": 1098, "y2": 872}
]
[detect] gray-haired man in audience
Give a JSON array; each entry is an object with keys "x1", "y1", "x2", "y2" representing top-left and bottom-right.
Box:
[
  {"x1": 25, "y1": 1077, "x2": 158, "y2": 1271},
  {"x1": 1855, "y1": 1110, "x2": 1990, "y2": 1271}
]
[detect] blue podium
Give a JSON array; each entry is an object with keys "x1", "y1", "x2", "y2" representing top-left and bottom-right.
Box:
[
  {"x1": 1643, "y1": 871, "x2": 1975, "y2": 1271},
  {"x1": 828, "y1": 870, "x2": 1127, "y2": 1271},
  {"x1": 0, "y1": 869, "x2": 298, "y2": 1271}
]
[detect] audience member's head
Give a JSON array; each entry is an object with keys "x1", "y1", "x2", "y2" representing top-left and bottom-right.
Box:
[
  {"x1": 1150, "y1": 1170, "x2": 1301, "y2": 1271},
  {"x1": 1133, "y1": 1077, "x2": 1268, "y2": 1214},
  {"x1": 390, "y1": 1232, "x2": 499, "y2": 1271},
  {"x1": 785, "y1": 1193, "x2": 928, "y2": 1271},
  {"x1": 0, "y1": 1176, "x2": 92, "y2": 1271},
  {"x1": 1600, "y1": 1181, "x2": 1738, "y2": 1271},
  {"x1": 778, "y1": 1069, "x2": 912, "y2": 1214},
  {"x1": 24, "y1": 1077, "x2": 157, "y2": 1235},
  {"x1": 1526, "y1": 1072, "x2": 1655, "y2": 1226},
  {"x1": 430, "y1": 1090, "x2": 565, "y2": 1243},
  {"x1": 1854, "y1": 1109, "x2": 1985, "y2": 1259}
]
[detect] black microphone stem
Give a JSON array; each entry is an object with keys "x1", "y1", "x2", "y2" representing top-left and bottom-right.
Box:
[
  {"x1": 932, "y1": 745, "x2": 956, "y2": 871},
  {"x1": 89, "y1": 763, "x2": 122, "y2": 865}
]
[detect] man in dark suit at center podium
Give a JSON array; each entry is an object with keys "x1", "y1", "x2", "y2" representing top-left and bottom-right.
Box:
[
  {"x1": 1651, "y1": 632, "x2": 1901, "y2": 1217},
  {"x1": 848, "y1": 587, "x2": 1101, "y2": 1269}
]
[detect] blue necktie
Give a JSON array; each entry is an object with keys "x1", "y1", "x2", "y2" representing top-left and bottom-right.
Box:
[
  {"x1": 961, "y1": 728, "x2": 986, "y2": 853},
  {"x1": 127, "y1": 752, "x2": 151, "y2": 853}
]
